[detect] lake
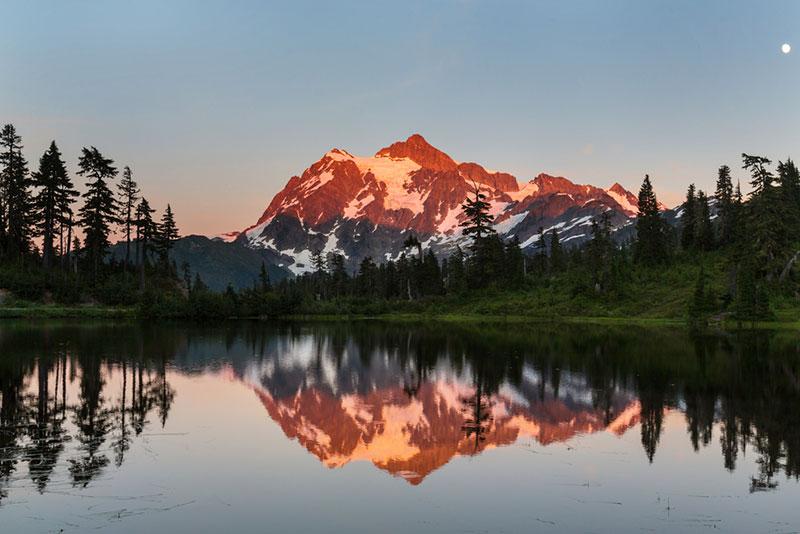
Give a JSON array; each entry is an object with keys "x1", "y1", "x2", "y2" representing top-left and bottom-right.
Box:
[{"x1": 0, "y1": 320, "x2": 798, "y2": 533}]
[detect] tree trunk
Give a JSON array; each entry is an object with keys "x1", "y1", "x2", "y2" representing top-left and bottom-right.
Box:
[
  {"x1": 139, "y1": 238, "x2": 146, "y2": 291},
  {"x1": 65, "y1": 220, "x2": 74, "y2": 274},
  {"x1": 125, "y1": 220, "x2": 131, "y2": 270},
  {"x1": 42, "y1": 215, "x2": 53, "y2": 269}
]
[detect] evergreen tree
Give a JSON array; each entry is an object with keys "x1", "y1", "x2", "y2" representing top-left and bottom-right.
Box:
[
  {"x1": 31, "y1": 142, "x2": 75, "y2": 268},
  {"x1": 357, "y1": 256, "x2": 378, "y2": 296},
  {"x1": 742, "y1": 154, "x2": 786, "y2": 279},
  {"x1": 587, "y1": 212, "x2": 614, "y2": 292},
  {"x1": 634, "y1": 174, "x2": 667, "y2": 265},
  {"x1": 715, "y1": 165, "x2": 734, "y2": 245},
  {"x1": 193, "y1": 272, "x2": 208, "y2": 293},
  {"x1": 259, "y1": 261, "x2": 271, "y2": 292},
  {"x1": 447, "y1": 246, "x2": 467, "y2": 294},
  {"x1": 135, "y1": 198, "x2": 156, "y2": 289},
  {"x1": 421, "y1": 249, "x2": 444, "y2": 295},
  {"x1": 730, "y1": 181, "x2": 745, "y2": 248},
  {"x1": 549, "y1": 229, "x2": 563, "y2": 272},
  {"x1": 680, "y1": 183, "x2": 697, "y2": 250},
  {"x1": 329, "y1": 253, "x2": 348, "y2": 297},
  {"x1": 403, "y1": 233, "x2": 423, "y2": 258},
  {"x1": 689, "y1": 265, "x2": 706, "y2": 323},
  {"x1": 743, "y1": 154, "x2": 774, "y2": 196},
  {"x1": 695, "y1": 190, "x2": 714, "y2": 251},
  {"x1": 503, "y1": 236, "x2": 524, "y2": 287},
  {"x1": 0, "y1": 124, "x2": 33, "y2": 258},
  {"x1": 182, "y1": 262, "x2": 192, "y2": 292},
  {"x1": 459, "y1": 186, "x2": 495, "y2": 240},
  {"x1": 117, "y1": 166, "x2": 139, "y2": 268},
  {"x1": 460, "y1": 185, "x2": 497, "y2": 286},
  {"x1": 777, "y1": 159, "x2": 800, "y2": 236},
  {"x1": 155, "y1": 204, "x2": 179, "y2": 266},
  {"x1": 534, "y1": 226, "x2": 547, "y2": 274},
  {"x1": 77, "y1": 147, "x2": 119, "y2": 277},
  {"x1": 688, "y1": 265, "x2": 716, "y2": 323},
  {"x1": 733, "y1": 260, "x2": 758, "y2": 321},
  {"x1": 311, "y1": 249, "x2": 325, "y2": 274}
]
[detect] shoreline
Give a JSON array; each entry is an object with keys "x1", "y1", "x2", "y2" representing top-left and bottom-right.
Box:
[{"x1": 1, "y1": 305, "x2": 797, "y2": 330}]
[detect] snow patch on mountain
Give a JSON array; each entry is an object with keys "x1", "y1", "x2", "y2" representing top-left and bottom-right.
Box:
[
  {"x1": 606, "y1": 188, "x2": 638, "y2": 215},
  {"x1": 494, "y1": 212, "x2": 528, "y2": 235},
  {"x1": 507, "y1": 181, "x2": 540, "y2": 202}
]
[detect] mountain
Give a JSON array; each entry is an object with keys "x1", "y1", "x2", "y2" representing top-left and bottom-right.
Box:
[
  {"x1": 108, "y1": 235, "x2": 291, "y2": 291},
  {"x1": 232, "y1": 134, "x2": 659, "y2": 274}
]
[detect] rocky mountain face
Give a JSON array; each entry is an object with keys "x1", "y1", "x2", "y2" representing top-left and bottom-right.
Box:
[{"x1": 230, "y1": 134, "x2": 655, "y2": 275}]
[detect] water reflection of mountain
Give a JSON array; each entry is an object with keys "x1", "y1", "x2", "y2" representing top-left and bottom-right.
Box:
[
  {"x1": 0, "y1": 321, "x2": 798, "y2": 497},
  {"x1": 252, "y1": 382, "x2": 640, "y2": 485},
  {"x1": 238, "y1": 336, "x2": 640, "y2": 484}
]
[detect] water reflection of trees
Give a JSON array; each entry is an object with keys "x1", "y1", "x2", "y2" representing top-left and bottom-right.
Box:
[
  {"x1": 0, "y1": 325, "x2": 176, "y2": 501},
  {"x1": 0, "y1": 321, "x2": 799, "y2": 497}
]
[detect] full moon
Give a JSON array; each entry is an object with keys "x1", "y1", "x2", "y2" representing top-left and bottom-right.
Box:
[{"x1": 782, "y1": 43, "x2": 792, "y2": 54}]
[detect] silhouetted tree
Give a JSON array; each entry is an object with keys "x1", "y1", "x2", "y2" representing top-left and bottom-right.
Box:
[
  {"x1": 31, "y1": 141, "x2": 76, "y2": 268},
  {"x1": 634, "y1": 174, "x2": 667, "y2": 265},
  {"x1": 117, "y1": 166, "x2": 140, "y2": 268},
  {"x1": 680, "y1": 183, "x2": 697, "y2": 250},
  {"x1": 155, "y1": 204, "x2": 179, "y2": 268},
  {"x1": 715, "y1": 165, "x2": 734, "y2": 245},
  {"x1": 0, "y1": 124, "x2": 33, "y2": 258},
  {"x1": 77, "y1": 147, "x2": 119, "y2": 277}
]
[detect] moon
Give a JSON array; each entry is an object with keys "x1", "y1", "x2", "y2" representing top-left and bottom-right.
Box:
[{"x1": 782, "y1": 43, "x2": 791, "y2": 54}]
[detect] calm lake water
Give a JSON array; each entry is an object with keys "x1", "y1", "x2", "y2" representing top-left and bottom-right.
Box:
[{"x1": 0, "y1": 321, "x2": 798, "y2": 533}]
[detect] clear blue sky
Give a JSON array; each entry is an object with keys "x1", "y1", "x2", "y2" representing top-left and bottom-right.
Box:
[{"x1": 1, "y1": 0, "x2": 797, "y2": 234}]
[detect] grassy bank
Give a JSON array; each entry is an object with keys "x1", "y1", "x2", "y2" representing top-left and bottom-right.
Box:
[
  {"x1": 0, "y1": 304, "x2": 135, "y2": 319},
  {"x1": 1, "y1": 303, "x2": 796, "y2": 329}
]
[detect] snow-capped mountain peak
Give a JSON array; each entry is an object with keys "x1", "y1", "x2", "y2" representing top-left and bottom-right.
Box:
[{"x1": 234, "y1": 135, "x2": 650, "y2": 274}]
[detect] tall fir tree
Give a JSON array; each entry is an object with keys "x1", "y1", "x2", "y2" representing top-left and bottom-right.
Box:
[
  {"x1": 503, "y1": 236, "x2": 524, "y2": 287},
  {"x1": 460, "y1": 185, "x2": 496, "y2": 286},
  {"x1": 421, "y1": 249, "x2": 444, "y2": 295},
  {"x1": 0, "y1": 124, "x2": 33, "y2": 258},
  {"x1": 117, "y1": 166, "x2": 140, "y2": 268},
  {"x1": 311, "y1": 249, "x2": 325, "y2": 274},
  {"x1": 77, "y1": 147, "x2": 119, "y2": 277},
  {"x1": 634, "y1": 174, "x2": 667, "y2": 265},
  {"x1": 259, "y1": 261, "x2": 271, "y2": 292},
  {"x1": 695, "y1": 190, "x2": 714, "y2": 251},
  {"x1": 777, "y1": 159, "x2": 800, "y2": 235},
  {"x1": 459, "y1": 186, "x2": 495, "y2": 240},
  {"x1": 587, "y1": 212, "x2": 614, "y2": 292},
  {"x1": 31, "y1": 141, "x2": 76, "y2": 268},
  {"x1": 534, "y1": 226, "x2": 547, "y2": 274},
  {"x1": 135, "y1": 197, "x2": 156, "y2": 289},
  {"x1": 742, "y1": 153, "x2": 787, "y2": 279},
  {"x1": 715, "y1": 165, "x2": 734, "y2": 245},
  {"x1": 680, "y1": 183, "x2": 697, "y2": 250},
  {"x1": 549, "y1": 229, "x2": 563, "y2": 272},
  {"x1": 447, "y1": 246, "x2": 467, "y2": 294},
  {"x1": 155, "y1": 204, "x2": 179, "y2": 266}
]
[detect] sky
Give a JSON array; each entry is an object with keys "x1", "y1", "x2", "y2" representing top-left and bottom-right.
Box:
[{"x1": 1, "y1": 0, "x2": 798, "y2": 236}]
